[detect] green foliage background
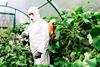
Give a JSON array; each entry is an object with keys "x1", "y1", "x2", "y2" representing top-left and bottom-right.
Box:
[{"x1": 47, "y1": 7, "x2": 100, "y2": 67}]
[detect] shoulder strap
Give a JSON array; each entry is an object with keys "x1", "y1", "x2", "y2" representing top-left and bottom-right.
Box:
[{"x1": 49, "y1": 22, "x2": 55, "y2": 41}]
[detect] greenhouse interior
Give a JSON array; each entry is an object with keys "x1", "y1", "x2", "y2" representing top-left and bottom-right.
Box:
[{"x1": 0, "y1": 0, "x2": 100, "y2": 67}]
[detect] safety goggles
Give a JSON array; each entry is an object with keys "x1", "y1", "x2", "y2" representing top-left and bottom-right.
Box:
[{"x1": 28, "y1": 13, "x2": 34, "y2": 16}]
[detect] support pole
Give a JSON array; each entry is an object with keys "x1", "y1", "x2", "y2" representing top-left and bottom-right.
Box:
[
  {"x1": 47, "y1": 0, "x2": 63, "y2": 20},
  {"x1": 38, "y1": 0, "x2": 63, "y2": 20}
]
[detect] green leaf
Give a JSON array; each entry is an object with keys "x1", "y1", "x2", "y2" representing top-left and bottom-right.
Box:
[
  {"x1": 86, "y1": 58, "x2": 96, "y2": 67},
  {"x1": 67, "y1": 18, "x2": 74, "y2": 24},
  {"x1": 75, "y1": 7, "x2": 84, "y2": 14},
  {"x1": 92, "y1": 36, "x2": 100, "y2": 50},
  {"x1": 70, "y1": 51, "x2": 76, "y2": 57},
  {"x1": 83, "y1": 11, "x2": 92, "y2": 19},
  {"x1": 72, "y1": 60, "x2": 84, "y2": 67},
  {"x1": 96, "y1": 58, "x2": 100, "y2": 66},
  {"x1": 19, "y1": 56, "x2": 24, "y2": 60},
  {"x1": 90, "y1": 25, "x2": 100, "y2": 38},
  {"x1": 54, "y1": 58, "x2": 71, "y2": 67},
  {"x1": 96, "y1": 54, "x2": 100, "y2": 58},
  {"x1": 0, "y1": 57, "x2": 4, "y2": 63},
  {"x1": 83, "y1": 18, "x2": 90, "y2": 23},
  {"x1": 55, "y1": 41, "x2": 60, "y2": 49},
  {"x1": 16, "y1": 60, "x2": 27, "y2": 66},
  {"x1": 87, "y1": 34, "x2": 93, "y2": 44},
  {"x1": 94, "y1": 12, "x2": 100, "y2": 19},
  {"x1": 90, "y1": 25, "x2": 100, "y2": 50}
]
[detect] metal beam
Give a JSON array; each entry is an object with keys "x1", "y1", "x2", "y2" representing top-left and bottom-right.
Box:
[
  {"x1": 47, "y1": 0, "x2": 63, "y2": 20},
  {"x1": 0, "y1": 5, "x2": 28, "y2": 17},
  {"x1": 38, "y1": 2, "x2": 49, "y2": 9},
  {"x1": 0, "y1": 12, "x2": 15, "y2": 15}
]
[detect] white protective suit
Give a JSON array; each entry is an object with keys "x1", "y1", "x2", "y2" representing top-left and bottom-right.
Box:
[{"x1": 22, "y1": 7, "x2": 50, "y2": 64}]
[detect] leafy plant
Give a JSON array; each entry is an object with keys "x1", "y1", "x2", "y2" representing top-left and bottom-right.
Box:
[
  {"x1": 14, "y1": 23, "x2": 29, "y2": 35},
  {"x1": 47, "y1": 7, "x2": 100, "y2": 67},
  {"x1": 0, "y1": 28, "x2": 33, "y2": 67}
]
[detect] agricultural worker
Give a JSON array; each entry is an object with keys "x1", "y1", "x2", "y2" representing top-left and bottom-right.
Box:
[{"x1": 21, "y1": 6, "x2": 50, "y2": 65}]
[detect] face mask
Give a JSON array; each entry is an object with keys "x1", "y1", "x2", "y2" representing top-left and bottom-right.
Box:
[{"x1": 29, "y1": 15, "x2": 34, "y2": 20}]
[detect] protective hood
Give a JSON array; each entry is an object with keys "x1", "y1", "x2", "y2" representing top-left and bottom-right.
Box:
[{"x1": 28, "y1": 6, "x2": 41, "y2": 22}]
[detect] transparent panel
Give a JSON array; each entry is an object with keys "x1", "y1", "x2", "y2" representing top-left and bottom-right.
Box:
[
  {"x1": 0, "y1": 7, "x2": 14, "y2": 13},
  {"x1": 0, "y1": 0, "x2": 100, "y2": 25},
  {"x1": 16, "y1": 11, "x2": 28, "y2": 25},
  {"x1": 0, "y1": 14, "x2": 14, "y2": 28},
  {"x1": 53, "y1": 0, "x2": 81, "y2": 10},
  {"x1": 39, "y1": 4, "x2": 59, "y2": 17}
]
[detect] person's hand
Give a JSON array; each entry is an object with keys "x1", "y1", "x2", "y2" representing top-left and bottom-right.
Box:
[
  {"x1": 35, "y1": 52, "x2": 42, "y2": 59},
  {"x1": 21, "y1": 32, "x2": 28, "y2": 38}
]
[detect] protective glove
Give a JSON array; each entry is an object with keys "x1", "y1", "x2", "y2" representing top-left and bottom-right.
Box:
[
  {"x1": 20, "y1": 32, "x2": 29, "y2": 45},
  {"x1": 35, "y1": 52, "x2": 42, "y2": 59},
  {"x1": 21, "y1": 32, "x2": 28, "y2": 38}
]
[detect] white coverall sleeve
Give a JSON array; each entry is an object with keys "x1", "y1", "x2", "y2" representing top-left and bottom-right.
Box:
[
  {"x1": 37, "y1": 22, "x2": 49, "y2": 54},
  {"x1": 21, "y1": 25, "x2": 30, "y2": 36}
]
